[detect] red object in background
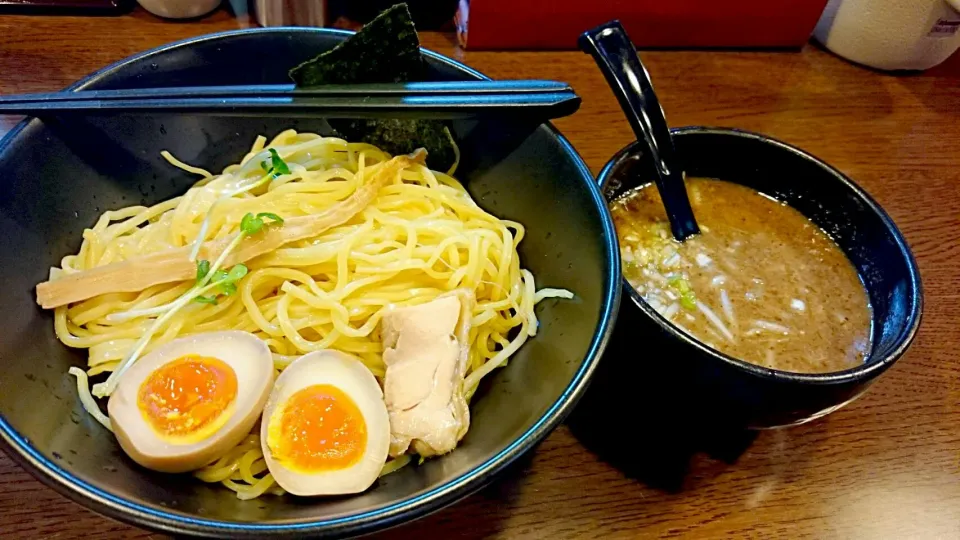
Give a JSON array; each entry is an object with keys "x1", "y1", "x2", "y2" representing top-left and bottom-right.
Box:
[{"x1": 456, "y1": 0, "x2": 830, "y2": 50}]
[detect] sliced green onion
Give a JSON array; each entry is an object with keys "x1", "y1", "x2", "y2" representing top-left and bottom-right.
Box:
[
  {"x1": 680, "y1": 290, "x2": 697, "y2": 310},
  {"x1": 255, "y1": 212, "x2": 284, "y2": 225}
]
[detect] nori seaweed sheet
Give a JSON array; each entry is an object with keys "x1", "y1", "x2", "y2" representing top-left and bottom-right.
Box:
[
  {"x1": 289, "y1": 3, "x2": 456, "y2": 171},
  {"x1": 289, "y1": 4, "x2": 424, "y2": 85}
]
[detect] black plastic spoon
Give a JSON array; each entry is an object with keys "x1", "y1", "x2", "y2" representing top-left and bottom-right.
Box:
[{"x1": 579, "y1": 21, "x2": 700, "y2": 241}]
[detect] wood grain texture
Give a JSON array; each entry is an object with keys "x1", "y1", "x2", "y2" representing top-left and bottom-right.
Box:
[{"x1": 1, "y1": 6, "x2": 959, "y2": 540}]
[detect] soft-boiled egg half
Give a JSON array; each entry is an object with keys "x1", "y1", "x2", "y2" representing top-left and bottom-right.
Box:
[
  {"x1": 261, "y1": 350, "x2": 390, "y2": 496},
  {"x1": 108, "y1": 331, "x2": 274, "y2": 473}
]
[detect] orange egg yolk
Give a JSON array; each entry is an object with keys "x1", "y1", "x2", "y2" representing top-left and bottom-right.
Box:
[
  {"x1": 269, "y1": 384, "x2": 367, "y2": 473},
  {"x1": 137, "y1": 355, "x2": 238, "y2": 438}
]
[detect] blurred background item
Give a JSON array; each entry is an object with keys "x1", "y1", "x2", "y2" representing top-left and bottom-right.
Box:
[
  {"x1": 455, "y1": 0, "x2": 830, "y2": 50},
  {"x1": 252, "y1": 0, "x2": 327, "y2": 27},
  {"x1": 0, "y1": 0, "x2": 133, "y2": 13},
  {"x1": 813, "y1": 0, "x2": 960, "y2": 70},
  {"x1": 330, "y1": 0, "x2": 458, "y2": 30},
  {"x1": 137, "y1": 0, "x2": 220, "y2": 18},
  {"x1": 252, "y1": 0, "x2": 458, "y2": 30}
]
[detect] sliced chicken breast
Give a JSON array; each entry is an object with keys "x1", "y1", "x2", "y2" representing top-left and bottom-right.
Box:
[{"x1": 381, "y1": 289, "x2": 474, "y2": 457}]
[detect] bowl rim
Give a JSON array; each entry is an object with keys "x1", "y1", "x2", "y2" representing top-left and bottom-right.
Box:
[
  {"x1": 0, "y1": 27, "x2": 622, "y2": 538},
  {"x1": 598, "y1": 126, "x2": 923, "y2": 386}
]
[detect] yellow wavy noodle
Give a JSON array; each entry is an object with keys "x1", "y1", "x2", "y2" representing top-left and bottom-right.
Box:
[{"x1": 54, "y1": 130, "x2": 571, "y2": 499}]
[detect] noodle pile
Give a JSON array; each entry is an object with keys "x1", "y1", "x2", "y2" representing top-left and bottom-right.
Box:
[{"x1": 51, "y1": 130, "x2": 569, "y2": 499}]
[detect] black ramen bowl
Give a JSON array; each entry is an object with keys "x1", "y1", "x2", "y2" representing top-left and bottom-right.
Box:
[
  {"x1": 0, "y1": 29, "x2": 620, "y2": 537},
  {"x1": 592, "y1": 127, "x2": 921, "y2": 430}
]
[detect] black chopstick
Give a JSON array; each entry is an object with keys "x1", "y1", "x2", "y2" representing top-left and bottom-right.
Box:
[
  {"x1": 0, "y1": 81, "x2": 574, "y2": 102},
  {"x1": 0, "y1": 81, "x2": 581, "y2": 120}
]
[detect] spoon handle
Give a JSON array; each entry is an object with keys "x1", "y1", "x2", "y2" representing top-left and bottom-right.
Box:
[{"x1": 579, "y1": 21, "x2": 700, "y2": 241}]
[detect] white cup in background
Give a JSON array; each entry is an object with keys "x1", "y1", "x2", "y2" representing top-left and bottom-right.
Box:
[
  {"x1": 137, "y1": 0, "x2": 222, "y2": 19},
  {"x1": 814, "y1": 0, "x2": 960, "y2": 70}
]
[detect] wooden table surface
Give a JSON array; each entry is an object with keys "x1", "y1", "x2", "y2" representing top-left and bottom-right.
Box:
[{"x1": 2, "y1": 7, "x2": 959, "y2": 540}]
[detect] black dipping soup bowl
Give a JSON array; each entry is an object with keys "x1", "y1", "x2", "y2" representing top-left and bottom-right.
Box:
[
  {"x1": 594, "y1": 127, "x2": 922, "y2": 430},
  {"x1": 0, "y1": 29, "x2": 620, "y2": 537}
]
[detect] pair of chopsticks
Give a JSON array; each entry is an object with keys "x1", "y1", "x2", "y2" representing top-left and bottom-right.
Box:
[{"x1": 0, "y1": 80, "x2": 580, "y2": 120}]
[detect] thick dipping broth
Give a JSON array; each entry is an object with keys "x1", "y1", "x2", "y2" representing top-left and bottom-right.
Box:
[{"x1": 611, "y1": 178, "x2": 872, "y2": 374}]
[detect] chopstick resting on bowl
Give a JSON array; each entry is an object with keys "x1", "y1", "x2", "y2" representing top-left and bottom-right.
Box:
[{"x1": 0, "y1": 80, "x2": 581, "y2": 121}]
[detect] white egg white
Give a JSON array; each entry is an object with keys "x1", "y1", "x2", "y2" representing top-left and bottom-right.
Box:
[
  {"x1": 260, "y1": 350, "x2": 390, "y2": 496},
  {"x1": 108, "y1": 330, "x2": 274, "y2": 473}
]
